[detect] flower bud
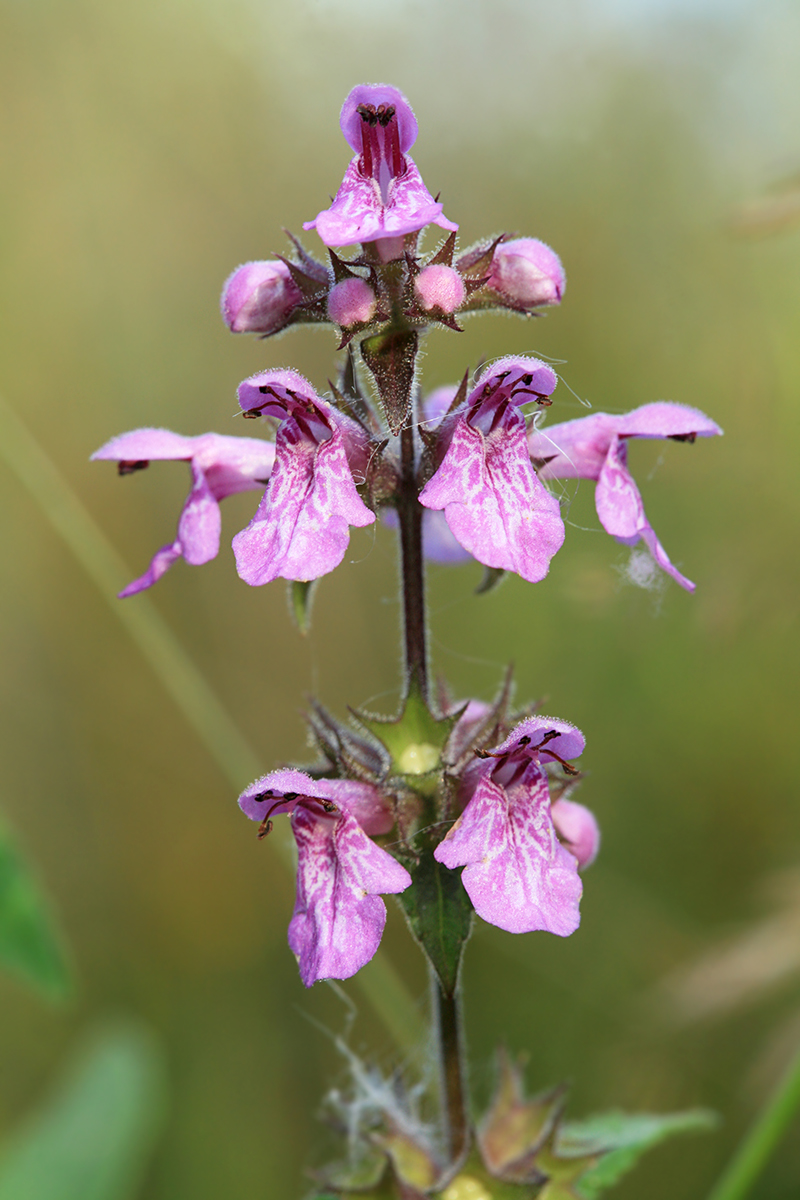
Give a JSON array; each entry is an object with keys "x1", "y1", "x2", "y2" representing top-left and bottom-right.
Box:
[
  {"x1": 414, "y1": 264, "x2": 466, "y2": 314},
  {"x1": 221, "y1": 260, "x2": 302, "y2": 334},
  {"x1": 327, "y1": 277, "x2": 377, "y2": 327},
  {"x1": 487, "y1": 238, "x2": 565, "y2": 308},
  {"x1": 550, "y1": 797, "x2": 600, "y2": 868}
]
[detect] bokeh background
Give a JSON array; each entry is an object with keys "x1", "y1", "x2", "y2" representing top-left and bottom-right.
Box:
[{"x1": 1, "y1": 0, "x2": 799, "y2": 1195}]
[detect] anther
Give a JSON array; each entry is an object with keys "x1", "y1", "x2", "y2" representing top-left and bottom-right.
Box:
[{"x1": 118, "y1": 460, "x2": 149, "y2": 475}]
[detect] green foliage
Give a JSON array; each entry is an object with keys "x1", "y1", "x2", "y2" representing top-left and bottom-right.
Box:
[
  {"x1": 290, "y1": 579, "x2": 315, "y2": 635},
  {"x1": 396, "y1": 839, "x2": 474, "y2": 995},
  {"x1": 0, "y1": 819, "x2": 70, "y2": 1000},
  {"x1": 557, "y1": 1109, "x2": 718, "y2": 1199},
  {"x1": 0, "y1": 1025, "x2": 167, "y2": 1200}
]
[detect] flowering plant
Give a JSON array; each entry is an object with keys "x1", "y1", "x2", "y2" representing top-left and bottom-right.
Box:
[{"x1": 93, "y1": 84, "x2": 728, "y2": 1198}]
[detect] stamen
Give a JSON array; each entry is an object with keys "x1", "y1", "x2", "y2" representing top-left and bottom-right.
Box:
[
  {"x1": 357, "y1": 105, "x2": 378, "y2": 177},
  {"x1": 385, "y1": 116, "x2": 404, "y2": 177},
  {"x1": 118, "y1": 460, "x2": 149, "y2": 475},
  {"x1": 475, "y1": 729, "x2": 579, "y2": 775},
  {"x1": 508, "y1": 380, "x2": 553, "y2": 407},
  {"x1": 669, "y1": 432, "x2": 696, "y2": 443}
]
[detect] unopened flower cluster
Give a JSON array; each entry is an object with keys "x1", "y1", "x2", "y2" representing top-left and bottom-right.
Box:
[{"x1": 94, "y1": 84, "x2": 721, "y2": 989}]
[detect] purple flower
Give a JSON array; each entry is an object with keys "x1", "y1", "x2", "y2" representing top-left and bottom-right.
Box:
[
  {"x1": 232, "y1": 369, "x2": 375, "y2": 584},
  {"x1": 529, "y1": 402, "x2": 723, "y2": 591},
  {"x1": 239, "y1": 769, "x2": 411, "y2": 986},
  {"x1": 221, "y1": 260, "x2": 303, "y2": 334},
  {"x1": 434, "y1": 718, "x2": 590, "y2": 936},
  {"x1": 485, "y1": 238, "x2": 565, "y2": 309},
  {"x1": 91, "y1": 430, "x2": 275, "y2": 596},
  {"x1": 418, "y1": 358, "x2": 565, "y2": 582},
  {"x1": 303, "y1": 84, "x2": 457, "y2": 250}
]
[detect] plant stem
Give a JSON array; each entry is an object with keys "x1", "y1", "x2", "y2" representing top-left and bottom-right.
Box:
[
  {"x1": 706, "y1": 1038, "x2": 800, "y2": 1200},
  {"x1": 431, "y1": 967, "x2": 470, "y2": 1167},
  {"x1": 397, "y1": 424, "x2": 428, "y2": 703}
]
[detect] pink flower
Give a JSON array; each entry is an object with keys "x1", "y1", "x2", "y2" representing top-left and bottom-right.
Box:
[
  {"x1": 485, "y1": 238, "x2": 565, "y2": 309},
  {"x1": 91, "y1": 430, "x2": 275, "y2": 596},
  {"x1": 221, "y1": 260, "x2": 303, "y2": 334},
  {"x1": 304, "y1": 84, "x2": 457, "y2": 249},
  {"x1": 550, "y1": 796, "x2": 600, "y2": 868},
  {"x1": 529, "y1": 402, "x2": 723, "y2": 591},
  {"x1": 434, "y1": 718, "x2": 591, "y2": 936},
  {"x1": 327, "y1": 277, "x2": 377, "y2": 327},
  {"x1": 239, "y1": 770, "x2": 411, "y2": 986},
  {"x1": 232, "y1": 369, "x2": 375, "y2": 584},
  {"x1": 414, "y1": 264, "x2": 466, "y2": 314},
  {"x1": 419, "y1": 358, "x2": 565, "y2": 582}
]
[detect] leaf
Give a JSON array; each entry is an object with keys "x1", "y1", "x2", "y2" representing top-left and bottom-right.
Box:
[
  {"x1": 556, "y1": 1109, "x2": 717, "y2": 1199},
  {"x1": 0, "y1": 819, "x2": 71, "y2": 1000},
  {"x1": 360, "y1": 329, "x2": 419, "y2": 434},
  {"x1": 289, "y1": 579, "x2": 315, "y2": 635},
  {"x1": 0, "y1": 1024, "x2": 168, "y2": 1200},
  {"x1": 475, "y1": 566, "x2": 506, "y2": 596},
  {"x1": 396, "y1": 840, "x2": 473, "y2": 995}
]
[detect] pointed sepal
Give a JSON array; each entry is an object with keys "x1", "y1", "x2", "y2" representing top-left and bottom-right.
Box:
[
  {"x1": 351, "y1": 685, "x2": 458, "y2": 780},
  {"x1": 374, "y1": 1127, "x2": 439, "y2": 1192},
  {"x1": 478, "y1": 1051, "x2": 567, "y2": 1183}
]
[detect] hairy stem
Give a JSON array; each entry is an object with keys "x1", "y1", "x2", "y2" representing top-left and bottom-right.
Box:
[
  {"x1": 397, "y1": 424, "x2": 428, "y2": 702},
  {"x1": 431, "y1": 968, "x2": 470, "y2": 1167},
  {"x1": 706, "y1": 1038, "x2": 800, "y2": 1200}
]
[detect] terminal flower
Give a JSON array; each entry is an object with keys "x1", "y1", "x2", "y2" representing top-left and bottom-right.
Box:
[
  {"x1": 91, "y1": 430, "x2": 275, "y2": 596},
  {"x1": 434, "y1": 717, "x2": 588, "y2": 936},
  {"x1": 419, "y1": 358, "x2": 565, "y2": 582},
  {"x1": 529, "y1": 402, "x2": 723, "y2": 591},
  {"x1": 233, "y1": 369, "x2": 375, "y2": 585},
  {"x1": 304, "y1": 84, "x2": 457, "y2": 251},
  {"x1": 239, "y1": 770, "x2": 411, "y2": 986}
]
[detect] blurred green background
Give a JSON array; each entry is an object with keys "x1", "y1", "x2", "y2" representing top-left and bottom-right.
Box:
[{"x1": 1, "y1": 0, "x2": 799, "y2": 1195}]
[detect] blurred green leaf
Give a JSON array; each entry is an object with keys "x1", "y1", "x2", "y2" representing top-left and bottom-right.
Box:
[
  {"x1": 0, "y1": 1024, "x2": 167, "y2": 1200},
  {"x1": 0, "y1": 819, "x2": 70, "y2": 1000},
  {"x1": 556, "y1": 1109, "x2": 717, "y2": 1198}
]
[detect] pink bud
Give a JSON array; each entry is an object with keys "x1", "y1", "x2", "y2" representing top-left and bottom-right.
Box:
[
  {"x1": 414, "y1": 264, "x2": 466, "y2": 314},
  {"x1": 487, "y1": 238, "x2": 565, "y2": 308},
  {"x1": 327, "y1": 277, "x2": 377, "y2": 327},
  {"x1": 221, "y1": 261, "x2": 302, "y2": 334},
  {"x1": 550, "y1": 797, "x2": 600, "y2": 869}
]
